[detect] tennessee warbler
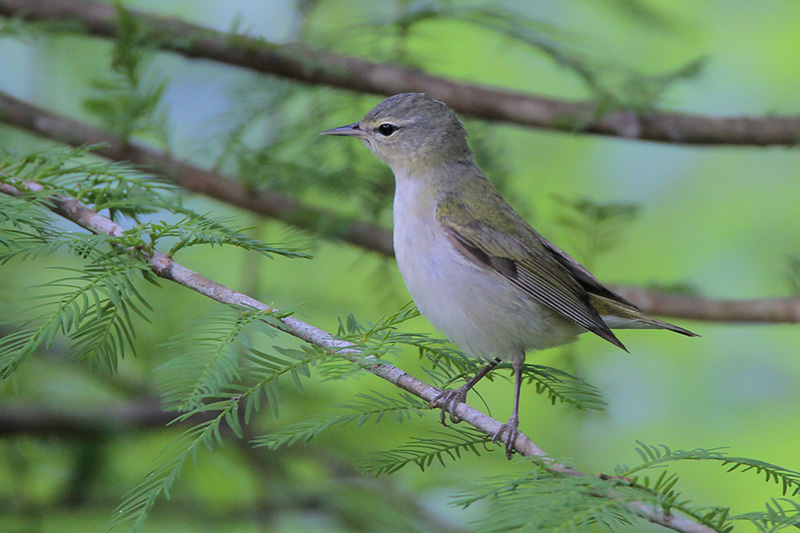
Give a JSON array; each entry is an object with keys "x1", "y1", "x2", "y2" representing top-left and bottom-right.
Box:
[{"x1": 322, "y1": 92, "x2": 696, "y2": 458}]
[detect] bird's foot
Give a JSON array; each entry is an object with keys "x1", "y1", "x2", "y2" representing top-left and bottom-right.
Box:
[
  {"x1": 492, "y1": 415, "x2": 520, "y2": 460},
  {"x1": 431, "y1": 385, "x2": 469, "y2": 425}
]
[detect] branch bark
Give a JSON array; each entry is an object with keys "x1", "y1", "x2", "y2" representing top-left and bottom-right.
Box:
[
  {"x1": 0, "y1": 177, "x2": 715, "y2": 533},
  {"x1": 1, "y1": 0, "x2": 799, "y2": 146},
  {"x1": 0, "y1": 400, "x2": 174, "y2": 436},
  {"x1": 1, "y1": 90, "x2": 799, "y2": 325},
  {"x1": 0, "y1": 90, "x2": 394, "y2": 256},
  {"x1": 614, "y1": 288, "x2": 800, "y2": 324}
]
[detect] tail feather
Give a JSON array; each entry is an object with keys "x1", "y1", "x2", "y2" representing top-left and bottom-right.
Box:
[
  {"x1": 630, "y1": 315, "x2": 699, "y2": 337},
  {"x1": 589, "y1": 294, "x2": 699, "y2": 337}
]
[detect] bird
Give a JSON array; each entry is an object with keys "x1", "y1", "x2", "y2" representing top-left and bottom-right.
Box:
[{"x1": 321, "y1": 92, "x2": 697, "y2": 458}]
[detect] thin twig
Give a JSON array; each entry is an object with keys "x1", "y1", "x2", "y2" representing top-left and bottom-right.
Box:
[
  {"x1": 1, "y1": 91, "x2": 798, "y2": 325},
  {"x1": 0, "y1": 90, "x2": 394, "y2": 256},
  {"x1": 0, "y1": 0, "x2": 799, "y2": 146},
  {"x1": 0, "y1": 178, "x2": 558, "y2": 466},
  {"x1": 0, "y1": 177, "x2": 715, "y2": 533}
]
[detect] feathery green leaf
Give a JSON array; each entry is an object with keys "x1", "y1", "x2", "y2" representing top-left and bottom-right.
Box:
[
  {"x1": 363, "y1": 427, "x2": 489, "y2": 475},
  {"x1": 253, "y1": 391, "x2": 428, "y2": 450}
]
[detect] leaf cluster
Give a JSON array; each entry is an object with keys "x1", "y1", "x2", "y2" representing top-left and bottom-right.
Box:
[
  {"x1": 450, "y1": 441, "x2": 800, "y2": 532},
  {"x1": 0, "y1": 146, "x2": 304, "y2": 378},
  {"x1": 1, "y1": 3, "x2": 796, "y2": 533},
  {"x1": 114, "y1": 307, "x2": 334, "y2": 531},
  {"x1": 253, "y1": 391, "x2": 428, "y2": 450},
  {"x1": 454, "y1": 469, "x2": 636, "y2": 532},
  {"x1": 552, "y1": 195, "x2": 639, "y2": 269},
  {"x1": 82, "y1": 4, "x2": 170, "y2": 144},
  {"x1": 0, "y1": 144, "x2": 175, "y2": 222},
  {"x1": 347, "y1": 0, "x2": 703, "y2": 113}
]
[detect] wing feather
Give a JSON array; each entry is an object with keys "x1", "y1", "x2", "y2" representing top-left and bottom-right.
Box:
[{"x1": 436, "y1": 195, "x2": 626, "y2": 351}]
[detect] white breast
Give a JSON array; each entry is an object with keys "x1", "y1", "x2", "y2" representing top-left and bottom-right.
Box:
[{"x1": 392, "y1": 177, "x2": 580, "y2": 362}]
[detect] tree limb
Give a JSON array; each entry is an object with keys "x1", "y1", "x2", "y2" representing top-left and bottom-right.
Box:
[
  {"x1": 0, "y1": 177, "x2": 715, "y2": 533},
  {"x1": 614, "y1": 287, "x2": 800, "y2": 324},
  {"x1": 0, "y1": 177, "x2": 557, "y2": 465},
  {"x1": 0, "y1": 90, "x2": 394, "y2": 256},
  {"x1": 1, "y1": 90, "x2": 798, "y2": 325},
  {"x1": 1, "y1": 0, "x2": 799, "y2": 146},
  {"x1": 0, "y1": 400, "x2": 175, "y2": 436}
]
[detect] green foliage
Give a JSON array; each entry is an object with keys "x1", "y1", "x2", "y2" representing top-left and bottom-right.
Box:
[
  {"x1": 429, "y1": 358, "x2": 608, "y2": 412},
  {"x1": 601, "y1": 0, "x2": 682, "y2": 32},
  {"x1": 458, "y1": 6, "x2": 704, "y2": 112},
  {"x1": 209, "y1": 83, "x2": 398, "y2": 221},
  {"x1": 82, "y1": 4, "x2": 170, "y2": 143},
  {"x1": 253, "y1": 391, "x2": 428, "y2": 449},
  {"x1": 0, "y1": 144, "x2": 176, "y2": 222},
  {"x1": 364, "y1": 1, "x2": 704, "y2": 112},
  {"x1": 788, "y1": 255, "x2": 800, "y2": 294},
  {"x1": 552, "y1": 195, "x2": 640, "y2": 268},
  {"x1": 156, "y1": 307, "x2": 282, "y2": 412},
  {"x1": 454, "y1": 469, "x2": 636, "y2": 532},
  {"x1": 1, "y1": 2, "x2": 798, "y2": 532},
  {"x1": 114, "y1": 320, "x2": 329, "y2": 531},
  {"x1": 0, "y1": 13, "x2": 40, "y2": 40},
  {"x1": 620, "y1": 441, "x2": 800, "y2": 497},
  {"x1": 137, "y1": 213, "x2": 309, "y2": 258},
  {"x1": 0, "y1": 146, "x2": 304, "y2": 378},
  {"x1": 731, "y1": 499, "x2": 800, "y2": 532},
  {"x1": 613, "y1": 442, "x2": 800, "y2": 532},
  {"x1": 364, "y1": 427, "x2": 490, "y2": 475},
  {"x1": 0, "y1": 246, "x2": 153, "y2": 375},
  {"x1": 520, "y1": 363, "x2": 607, "y2": 410},
  {"x1": 451, "y1": 441, "x2": 800, "y2": 532}
]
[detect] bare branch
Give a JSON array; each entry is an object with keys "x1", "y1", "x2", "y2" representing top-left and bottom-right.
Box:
[
  {"x1": 1, "y1": 0, "x2": 799, "y2": 146},
  {"x1": 0, "y1": 400, "x2": 175, "y2": 436},
  {"x1": 0, "y1": 177, "x2": 553, "y2": 465},
  {"x1": 0, "y1": 90, "x2": 394, "y2": 256},
  {"x1": 614, "y1": 288, "x2": 800, "y2": 323},
  {"x1": 1, "y1": 91, "x2": 798, "y2": 326},
  {"x1": 0, "y1": 177, "x2": 715, "y2": 533}
]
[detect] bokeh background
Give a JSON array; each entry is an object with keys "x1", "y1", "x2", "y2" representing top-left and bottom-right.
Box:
[{"x1": 1, "y1": 0, "x2": 799, "y2": 531}]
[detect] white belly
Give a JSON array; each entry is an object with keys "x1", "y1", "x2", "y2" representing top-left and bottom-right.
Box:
[{"x1": 392, "y1": 180, "x2": 580, "y2": 361}]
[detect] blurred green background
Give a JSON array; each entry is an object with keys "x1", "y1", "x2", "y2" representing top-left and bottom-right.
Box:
[{"x1": 0, "y1": 0, "x2": 798, "y2": 531}]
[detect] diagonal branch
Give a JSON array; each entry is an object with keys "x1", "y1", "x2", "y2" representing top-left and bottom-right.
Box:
[
  {"x1": 0, "y1": 177, "x2": 556, "y2": 465},
  {"x1": 1, "y1": 90, "x2": 798, "y2": 325},
  {"x1": 0, "y1": 90, "x2": 394, "y2": 256},
  {"x1": 0, "y1": 177, "x2": 714, "y2": 533},
  {"x1": 1, "y1": 0, "x2": 799, "y2": 146}
]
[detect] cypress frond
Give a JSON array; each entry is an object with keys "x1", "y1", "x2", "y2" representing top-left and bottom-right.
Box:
[
  {"x1": 621, "y1": 441, "x2": 800, "y2": 497},
  {"x1": 110, "y1": 418, "x2": 228, "y2": 532},
  {"x1": 156, "y1": 308, "x2": 278, "y2": 412},
  {"x1": 454, "y1": 470, "x2": 635, "y2": 532},
  {"x1": 142, "y1": 213, "x2": 308, "y2": 259},
  {"x1": 252, "y1": 391, "x2": 427, "y2": 450},
  {"x1": 0, "y1": 248, "x2": 152, "y2": 375},
  {"x1": 363, "y1": 427, "x2": 489, "y2": 475},
  {"x1": 115, "y1": 339, "x2": 329, "y2": 529},
  {"x1": 730, "y1": 498, "x2": 800, "y2": 531}
]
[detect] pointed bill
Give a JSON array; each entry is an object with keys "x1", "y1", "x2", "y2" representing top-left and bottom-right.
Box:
[{"x1": 320, "y1": 123, "x2": 364, "y2": 136}]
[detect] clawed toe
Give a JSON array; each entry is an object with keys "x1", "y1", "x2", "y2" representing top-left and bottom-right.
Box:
[
  {"x1": 492, "y1": 417, "x2": 520, "y2": 459},
  {"x1": 431, "y1": 387, "x2": 468, "y2": 425}
]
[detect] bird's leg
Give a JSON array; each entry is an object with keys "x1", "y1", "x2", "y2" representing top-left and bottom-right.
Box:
[
  {"x1": 432, "y1": 357, "x2": 500, "y2": 425},
  {"x1": 492, "y1": 357, "x2": 524, "y2": 459}
]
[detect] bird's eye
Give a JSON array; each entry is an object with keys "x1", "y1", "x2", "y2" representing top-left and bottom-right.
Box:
[{"x1": 377, "y1": 123, "x2": 398, "y2": 136}]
